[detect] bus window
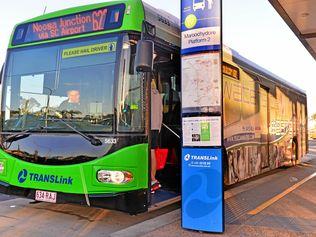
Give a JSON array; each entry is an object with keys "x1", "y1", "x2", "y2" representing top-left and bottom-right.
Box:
[
  {"x1": 242, "y1": 74, "x2": 259, "y2": 119},
  {"x1": 2, "y1": 35, "x2": 121, "y2": 133},
  {"x1": 10, "y1": 46, "x2": 58, "y2": 76},
  {"x1": 2, "y1": 46, "x2": 58, "y2": 130},
  {"x1": 259, "y1": 86, "x2": 269, "y2": 169},
  {"x1": 117, "y1": 35, "x2": 144, "y2": 132},
  {"x1": 223, "y1": 75, "x2": 241, "y2": 126},
  {"x1": 301, "y1": 103, "x2": 306, "y2": 155}
]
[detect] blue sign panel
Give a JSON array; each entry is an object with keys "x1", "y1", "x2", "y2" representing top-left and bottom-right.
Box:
[
  {"x1": 182, "y1": 148, "x2": 224, "y2": 232},
  {"x1": 181, "y1": 0, "x2": 221, "y2": 54}
]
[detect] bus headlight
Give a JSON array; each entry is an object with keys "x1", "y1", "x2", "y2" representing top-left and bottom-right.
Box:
[{"x1": 97, "y1": 170, "x2": 133, "y2": 184}]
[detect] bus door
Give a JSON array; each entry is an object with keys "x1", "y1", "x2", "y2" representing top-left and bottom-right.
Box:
[
  {"x1": 296, "y1": 102, "x2": 302, "y2": 159},
  {"x1": 260, "y1": 86, "x2": 270, "y2": 169},
  {"x1": 292, "y1": 101, "x2": 298, "y2": 160},
  {"x1": 149, "y1": 46, "x2": 181, "y2": 210}
]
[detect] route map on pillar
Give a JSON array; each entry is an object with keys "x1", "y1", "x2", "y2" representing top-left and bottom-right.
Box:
[{"x1": 182, "y1": 52, "x2": 221, "y2": 113}]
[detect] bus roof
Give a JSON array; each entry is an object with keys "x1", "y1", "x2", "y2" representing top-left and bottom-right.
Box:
[
  {"x1": 142, "y1": 2, "x2": 180, "y2": 46},
  {"x1": 19, "y1": 1, "x2": 133, "y2": 24},
  {"x1": 228, "y1": 48, "x2": 306, "y2": 96}
]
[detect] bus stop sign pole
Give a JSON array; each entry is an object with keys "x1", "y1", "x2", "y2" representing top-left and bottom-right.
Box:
[{"x1": 181, "y1": 0, "x2": 224, "y2": 233}]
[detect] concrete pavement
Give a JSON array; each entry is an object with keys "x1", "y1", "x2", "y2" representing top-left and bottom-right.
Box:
[
  {"x1": 0, "y1": 141, "x2": 315, "y2": 236},
  {"x1": 138, "y1": 140, "x2": 316, "y2": 237}
]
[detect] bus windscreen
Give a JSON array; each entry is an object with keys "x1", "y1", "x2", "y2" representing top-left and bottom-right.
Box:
[{"x1": 12, "y1": 4, "x2": 125, "y2": 46}]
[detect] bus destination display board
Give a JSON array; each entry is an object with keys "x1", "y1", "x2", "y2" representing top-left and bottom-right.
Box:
[
  {"x1": 223, "y1": 62, "x2": 240, "y2": 80},
  {"x1": 12, "y1": 4, "x2": 125, "y2": 46}
]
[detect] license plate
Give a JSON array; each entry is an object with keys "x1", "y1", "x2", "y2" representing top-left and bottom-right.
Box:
[{"x1": 35, "y1": 190, "x2": 57, "y2": 203}]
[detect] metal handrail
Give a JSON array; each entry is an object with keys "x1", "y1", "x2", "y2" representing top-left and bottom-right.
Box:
[{"x1": 162, "y1": 123, "x2": 181, "y2": 139}]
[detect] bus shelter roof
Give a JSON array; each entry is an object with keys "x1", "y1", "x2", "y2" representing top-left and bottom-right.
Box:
[{"x1": 269, "y1": 0, "x2": 316, "y2": 60}]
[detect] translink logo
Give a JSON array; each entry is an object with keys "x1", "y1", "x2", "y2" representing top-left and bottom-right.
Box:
[
  {"x1": 17, "y1": 169, "x2": 73, "y2": 185},
  {"x1": 18, "y1": 169, "x2": 28, "y2": 183}
]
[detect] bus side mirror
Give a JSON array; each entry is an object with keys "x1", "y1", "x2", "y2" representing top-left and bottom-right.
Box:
[{"x1": 135, "y1": 40, "x2": 154, "y2": 73}]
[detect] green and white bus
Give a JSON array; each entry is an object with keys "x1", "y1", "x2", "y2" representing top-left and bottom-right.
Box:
[
  {"x1": 0, "y1": 0, "x2": 182, "y2": 214},
  {"x1": 0, "y1": 0, "x2": 308, "y2": 214}
]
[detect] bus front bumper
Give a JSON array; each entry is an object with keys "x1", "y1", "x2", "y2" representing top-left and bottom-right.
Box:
[{"x1": 0, "y1": 181, "x2": 148, "y2": 214}]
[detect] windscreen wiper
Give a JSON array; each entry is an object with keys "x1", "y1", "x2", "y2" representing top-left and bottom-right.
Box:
[
  {"x1": 1, "y1": 126, "x2": 45, "y2": 144},
  {"x1": 48, "y1": 118, "x2": 102, "y2": 146},
  {"x1": 2, "y1": 130, "x2": 31, "y2": 143}
]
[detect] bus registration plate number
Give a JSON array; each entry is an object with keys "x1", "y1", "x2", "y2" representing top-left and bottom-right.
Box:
[{"x1": 35, "y1": 190, "x2": 57, "y2": 203}]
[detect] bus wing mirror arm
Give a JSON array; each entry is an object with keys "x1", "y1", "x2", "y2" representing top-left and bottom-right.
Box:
[
  {"x1": 135, "y1": 40, "x2": 154, "y2": 73},
  {"x1": 0, "y1": 64, "x2": 4, "y2": 85}
]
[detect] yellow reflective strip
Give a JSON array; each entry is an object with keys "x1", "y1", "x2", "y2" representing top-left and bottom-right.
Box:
[
  {"x1": 130, "y1": 104, "x2": 139, "y2": 110},
  {"x1": 248, "y1": 172, "x2": 316, "y2": 215}
]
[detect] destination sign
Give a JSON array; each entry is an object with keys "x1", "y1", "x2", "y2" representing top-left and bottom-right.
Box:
[
  {"x1": 12, "y1": 4, "x2": 125, "y2": 46},
  {"x1": 223, "y1": 62, "x2": 240, "y2": 80}
]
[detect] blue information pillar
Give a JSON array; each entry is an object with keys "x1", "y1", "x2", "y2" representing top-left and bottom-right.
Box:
[{"x1": 181, "y1": 0, "x2": 224, "y2": 233}]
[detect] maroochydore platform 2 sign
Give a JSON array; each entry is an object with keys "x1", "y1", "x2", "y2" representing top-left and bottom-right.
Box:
[{"x1": 181, "y1": 0, "x2": 221, "y2": 54}]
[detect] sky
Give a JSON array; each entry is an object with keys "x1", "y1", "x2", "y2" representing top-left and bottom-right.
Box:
[{"x1": 0, "y1": 0, "x2": 315, "y2": 116}]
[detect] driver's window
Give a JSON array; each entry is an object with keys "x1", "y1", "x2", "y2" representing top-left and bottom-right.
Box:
[{"x1": 117, "y1": 36, "x2": 144, "y2": 132}]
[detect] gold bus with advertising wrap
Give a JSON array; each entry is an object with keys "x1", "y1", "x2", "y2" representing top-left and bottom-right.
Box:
[{"x1": 223, "y1": 47, "x2": 308, "y2": 185}]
